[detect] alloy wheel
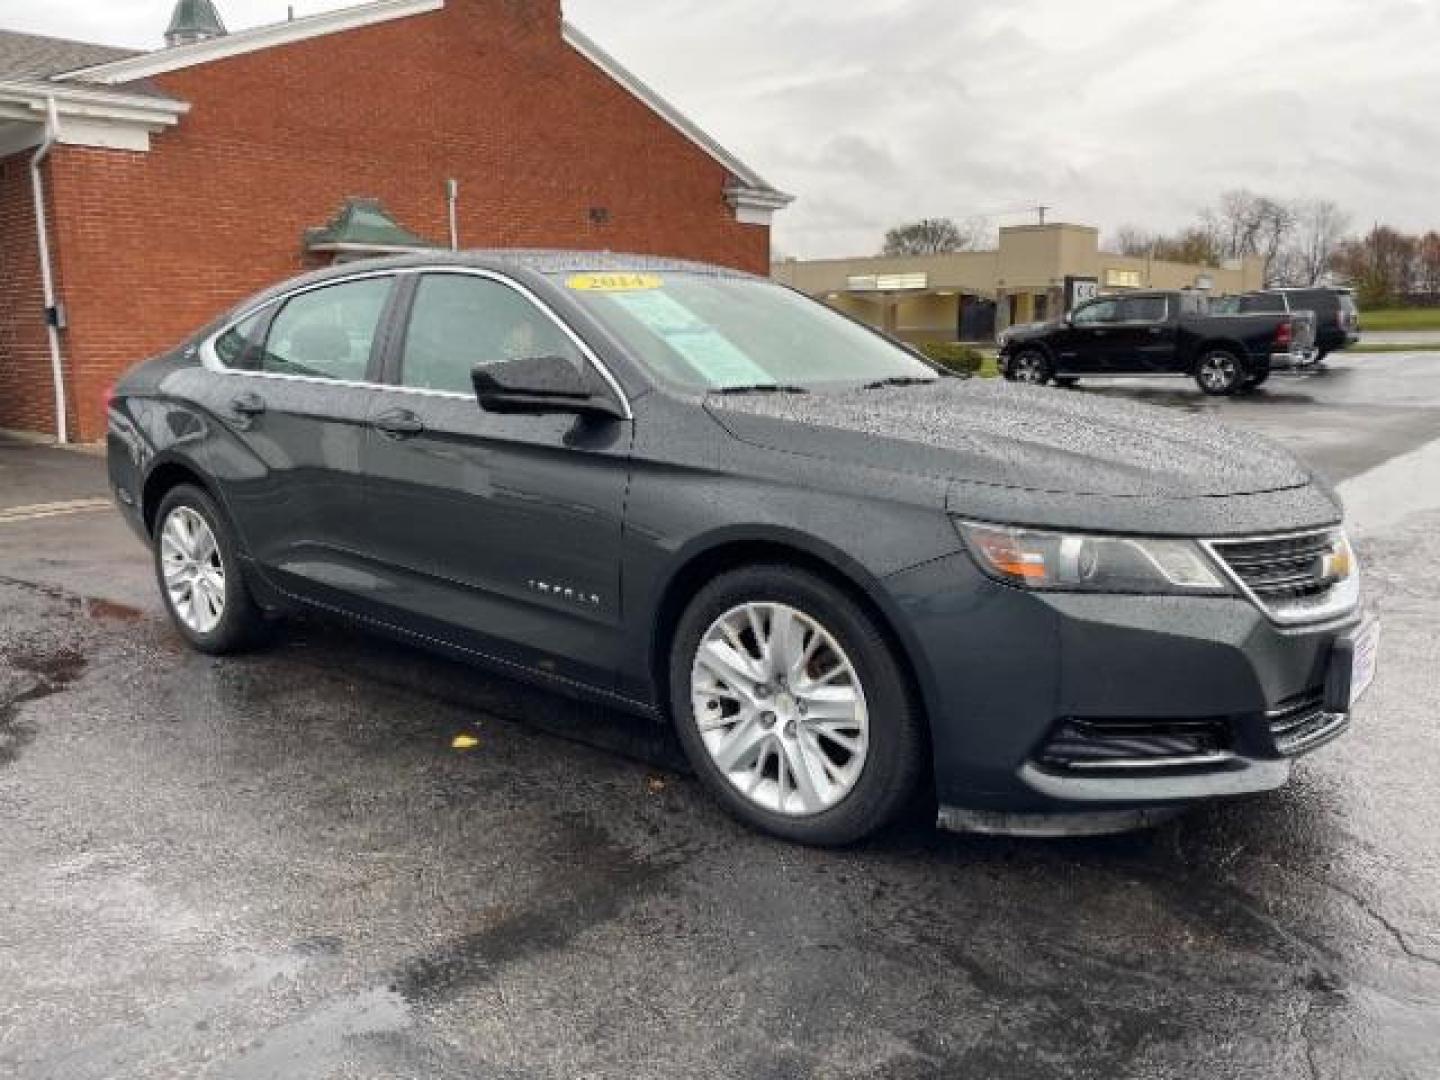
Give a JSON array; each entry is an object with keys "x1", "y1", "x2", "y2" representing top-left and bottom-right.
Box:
[
  {"x1": 160, "y1": 506, "x2": 226, "y2": 634},
  {"x1": 1198, "y1": 352, "x2": 1238, "y2": 393},
  {"x1": 690, "y1": 603, "x2": 870, "y2": 817},
  {"x1": 1011, "y1": 353, "x2": 1047, "y2": 384}
]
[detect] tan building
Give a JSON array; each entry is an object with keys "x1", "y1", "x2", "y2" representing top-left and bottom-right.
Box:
[{"x1": 773, "y1": 224, "x2": 1266, "y2": 344}]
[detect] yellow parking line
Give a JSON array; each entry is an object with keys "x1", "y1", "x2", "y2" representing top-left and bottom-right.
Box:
[{"x1": 0, "y1": 499, "x2": 115, "y2": 525}]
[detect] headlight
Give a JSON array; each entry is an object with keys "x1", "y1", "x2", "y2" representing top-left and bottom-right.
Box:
[{"x1": 957, "y1": 522, "x2": 1232, "y2": 595}]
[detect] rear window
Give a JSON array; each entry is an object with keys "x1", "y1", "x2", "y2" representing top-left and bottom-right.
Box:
[
  {"x1": 1288, "y1": 291, "x2": 1339, "y2": 314},
  {"x1": 1240, "y1": 294, "x2": 1286, "y2": 315}
]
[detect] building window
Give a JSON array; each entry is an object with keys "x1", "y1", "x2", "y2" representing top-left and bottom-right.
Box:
[{"x1": 1104, "y1": 268, "x2": 1144, "y2": 289}]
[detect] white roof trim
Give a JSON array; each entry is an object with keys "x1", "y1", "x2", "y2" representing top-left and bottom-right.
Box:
[
  {"x1": 55, "y1": 0, "x2": 444, "y2": 85},
  {"x1": 562, "y1": 21, "x2": 792, "y2": 204},
  {"x1": 0, "y1": 79, "x2": 188, "y2": 125}
]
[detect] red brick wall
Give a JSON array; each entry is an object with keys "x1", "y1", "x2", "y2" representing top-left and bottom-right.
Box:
[
  {"x1": 20, "y1": 0, "x2": 772, "y2": 440},
  {"x1": 0, "y1": 152, "x2": 73, "y2": 437}
]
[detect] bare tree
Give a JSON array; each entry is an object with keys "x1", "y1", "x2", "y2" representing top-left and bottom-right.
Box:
[
  {"x1": 1332, "y1": 226, "x2": 1419, "y2": 307},
  {"x1": 1153, "y1": 227, "x2": 1222, "y2": 266},
  {"x1": 1111, "y1": 225, "x2": 1157, "y2": 257},
  {"x1": 882, "y1": 217, "x2": 982, "y2": 257},
  {"x1": 1284, "y1": 200, "x2": 1352, "y2": 286},
  {"x1": 1417, "y1": 232, "x2": 1440, "y2": 297}
]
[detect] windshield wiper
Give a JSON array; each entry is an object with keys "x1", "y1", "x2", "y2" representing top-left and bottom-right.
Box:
[
  {"x1": 860, "y1": 376, "x2": 941, "y2": 390},
  {"x1": 710, "y1": 384, "x2": 811, "y2": 396}
]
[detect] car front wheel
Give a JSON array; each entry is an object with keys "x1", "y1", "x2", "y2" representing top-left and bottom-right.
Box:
[
  {"x1": 670, "y1": 565, "x2": 924, "y2": 846},
  {"x1": 1005, "y1": 349, "x2": 1051, "y2": 385},
  {"x1": 153, "y1": 484, "x2": 268, "y2": 655},
  {"x1": 1195, "y1": 349, "x2": 1244, "y2": 396}
]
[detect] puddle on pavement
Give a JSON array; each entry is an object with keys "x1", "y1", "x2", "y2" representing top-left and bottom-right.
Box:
[
  {"x1": 389, "y1": 812, "x2": 674, "y2": 1005},
  {"x1": 0, "y1": 644, "x2": 87, "y2": 766}
]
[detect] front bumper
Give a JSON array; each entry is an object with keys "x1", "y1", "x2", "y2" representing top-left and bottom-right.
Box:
[{"x1": 884, "y1": 552, "x2": 1365, "y2": 833}]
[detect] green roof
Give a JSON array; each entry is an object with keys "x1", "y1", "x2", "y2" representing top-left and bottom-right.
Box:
[
  {"x1": 166, "y1": 0, "x2": 227, "y2": 45},
  {"x1": 303, "y1": 198, "x2": 436, "y2": 253}
]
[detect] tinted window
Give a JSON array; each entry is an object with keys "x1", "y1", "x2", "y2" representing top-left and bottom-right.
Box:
[
  {"x1": 1239, "y1": 294, "x2": 1286, "y2": 314},
  {"x1": 214, "y1": 311, "x2": 268, "y2": 370},
  {"x1": 1117, "y1": 296, "x2": 1168, "y2": 322},
  {"x1": 399, "y1": 274, "x2": 586, "y2": 395},
  {"x1": 1289, "y1": 290, "x2": 1338, "y2": 314},
  {"x1": 263, "y1": 278, "x2": 392, "y2": 382},
  {"x1": 1072, "y1": 299, "x2": 1119, "y2": 326}
]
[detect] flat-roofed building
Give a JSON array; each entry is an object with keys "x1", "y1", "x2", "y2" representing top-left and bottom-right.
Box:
[{"x1": 773, "y1": 224, "x2": 1265, "y2": 345}]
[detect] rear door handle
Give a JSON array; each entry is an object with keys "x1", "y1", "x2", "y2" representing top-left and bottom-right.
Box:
[
  {"x1": 230, "y1": 392, "x2": 266, "y2": 417},
  {"x1": 373, "y1": 409, "x2": 425, "y2": 439}
]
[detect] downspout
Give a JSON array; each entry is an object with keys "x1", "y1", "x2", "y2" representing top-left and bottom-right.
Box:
[
  {"x1": 446, "y1": 178, "x2": 460, "y2": 251},
  {"x1": 30, "y1": 96, "x2": 67, "y2": 445}
]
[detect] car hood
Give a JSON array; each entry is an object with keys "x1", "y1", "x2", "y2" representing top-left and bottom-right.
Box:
[{"x1": 706, "y1": 379, "x2": 1314, "y2": 500}]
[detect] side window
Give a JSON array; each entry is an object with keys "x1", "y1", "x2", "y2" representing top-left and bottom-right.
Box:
[
  {"x1": 262, "y1": 278, "x2": 393, "y2": 382},
  {"x1": 399, "y1": 274, "x2": 586, "y2": 395},
  {"x1": 1239, "y1": 294, "x2": 1285, "y2": 314},
  {"x1": 1117, "y1": 296, "x2": 1167, "y2": 323},
  {"x1": 1072, "y1": 299, "x2": 1119, "y2": 326},
  {"x1": 214, "y1": 311, "x2": 268, "y2": 370}
]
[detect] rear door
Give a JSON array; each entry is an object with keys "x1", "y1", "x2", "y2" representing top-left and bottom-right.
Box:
[
  {"x1": 197, "y1": 274, "x2": 397, "y2": 600},
  {"x1": 359, "y1": 270, "x2": 633, "y2": 689},
  {"x1": 1109, "y1": 295, "x2": 1177, "y2": 372}
]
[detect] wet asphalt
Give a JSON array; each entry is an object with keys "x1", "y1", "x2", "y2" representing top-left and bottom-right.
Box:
[{"x1": 1, "y1": 354, "x2": 1438, "y2": 1080}]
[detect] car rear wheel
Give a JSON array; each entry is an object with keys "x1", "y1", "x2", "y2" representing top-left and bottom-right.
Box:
[
  {"x1": 1195, "y1": 349, "x2": 1244, "y2": 396},
  {"x1": 1006, "y1": 349, "x2": 1051, "y2": 385},
  {"x1": 154, "y1": 485, "x2": 268, "y2": 655},
  {"x1": 669, "y1": 565, "x2": 924, "y2": 846}
]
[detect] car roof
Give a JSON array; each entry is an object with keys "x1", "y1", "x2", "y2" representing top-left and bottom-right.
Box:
[{"x1": 244, "y1": 249, "x2": 759, "y2": 307}]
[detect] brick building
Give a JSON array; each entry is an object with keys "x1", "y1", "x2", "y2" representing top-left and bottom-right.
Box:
[{"x1": 0, "y1": 0, "x2": 791, "y2": 442}]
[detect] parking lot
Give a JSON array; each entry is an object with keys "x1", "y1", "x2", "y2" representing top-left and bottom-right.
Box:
[{"x1": 2, "y1": 354, "x2": 1438, "y2": 1079}]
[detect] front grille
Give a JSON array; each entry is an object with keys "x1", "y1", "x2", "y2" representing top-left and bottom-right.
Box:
[
  {"x1": 1268, "y1": 692, "x2": 1348, "y2": 755},
  {"x1": 1039, "y1": 719, "x2": 1233, "y2": 773},
  {"x1": 1207, "y1": 528, "x2": 1357, "y2": 624},
  {"x1": 1212, "y1": 530, "x2": 1335, "y2": 600}
]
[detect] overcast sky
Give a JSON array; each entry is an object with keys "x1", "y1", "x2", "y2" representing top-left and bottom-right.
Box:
[{"x1": 5, "y1": 0, "x2": 1439, "y2": 258}]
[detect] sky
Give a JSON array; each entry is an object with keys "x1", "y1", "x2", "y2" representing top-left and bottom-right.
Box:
[{"x1": 5, "y1": 0, "x2": 1439, "y2": 258}]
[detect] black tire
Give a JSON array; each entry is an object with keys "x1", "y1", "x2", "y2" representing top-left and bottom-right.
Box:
[
  {"x1": 152, "y1": 484, "x2": 269, "y2": 655},
  {"x1": 1247, "y1": 367, "x2": 1272, "y2": 389},
  {"x1": 1053, "y1": 376, "x2": 1080, "y2": 389},
  {"x1": 668, "y1": 564, "x2": 925, "y2": 847},
  {"x1": 1005, "y1": 349, "x2": 1051, "y2": 386},
  {"x1": 1194, "y1": 349, "x2": 1245, "y2": 396}
]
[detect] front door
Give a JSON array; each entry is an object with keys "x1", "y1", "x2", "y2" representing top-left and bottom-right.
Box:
[
  {"x1": 194, "y1": 275, "x2": 396, "y2": 598},
  {"x1": 360, "y1": 271, "x2": 633, "y2": 690},
  {"x1": 1055, "y1": 297, "x2": 1122, "y2": 373}
]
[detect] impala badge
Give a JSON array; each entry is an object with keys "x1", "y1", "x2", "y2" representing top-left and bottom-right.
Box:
[{"x1": 529, "y1": 580, "x2": 602, "y2": 607}]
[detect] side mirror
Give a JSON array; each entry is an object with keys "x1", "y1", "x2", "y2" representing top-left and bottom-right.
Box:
[{"x1": 472, "y1": 356, "x2": 624, "y2": 420}]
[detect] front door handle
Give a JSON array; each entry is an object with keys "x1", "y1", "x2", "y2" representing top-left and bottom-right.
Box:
[
  {"x1": 373, "y1": 409, "x2": 425, "y2": 439},
  {"x1": 1149, "y1": 327, "x2": 1164, "y2": 336},
  {"x1": 230, "y1": 392, "x2": 266, "y2": 417}
]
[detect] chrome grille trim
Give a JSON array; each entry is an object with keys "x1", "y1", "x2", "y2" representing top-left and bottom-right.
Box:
[{"x1": 1203, "y1": 526, "x2": 1360, "y2": 626}]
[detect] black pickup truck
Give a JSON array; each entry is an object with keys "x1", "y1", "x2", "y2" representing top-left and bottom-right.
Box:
[{"x1": 998, "y1": 290, "x2": 1316, "y2": 396}]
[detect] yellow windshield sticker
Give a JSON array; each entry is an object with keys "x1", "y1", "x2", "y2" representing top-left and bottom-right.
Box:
[{"x1": 567, "y1": 273, "x2": 664, "y2": 293}]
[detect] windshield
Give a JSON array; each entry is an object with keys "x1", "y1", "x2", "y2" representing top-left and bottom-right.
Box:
[{"x1": 552, "y1": 272, "x2": 937, "y2": 392}]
